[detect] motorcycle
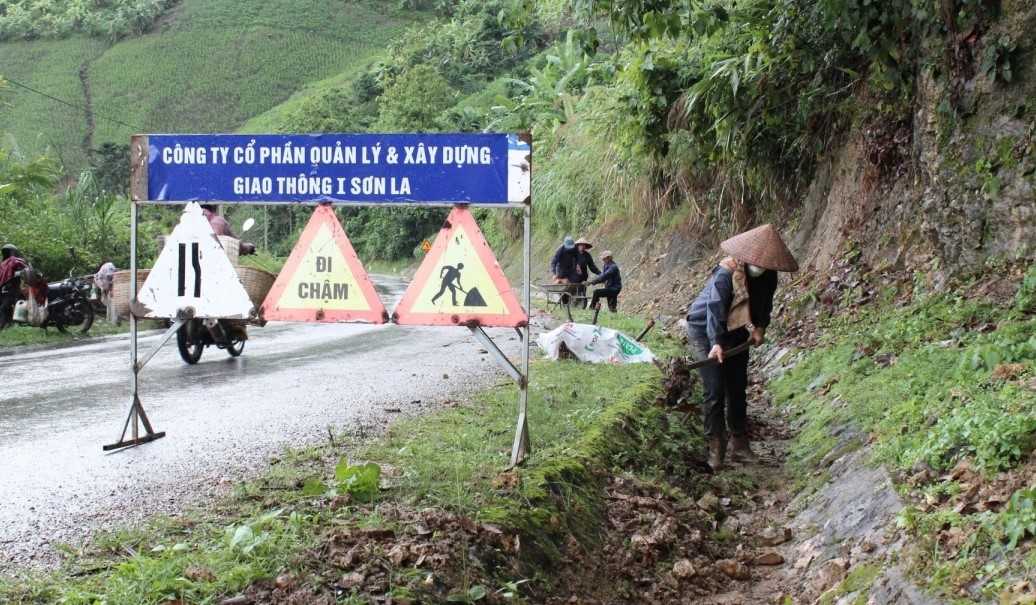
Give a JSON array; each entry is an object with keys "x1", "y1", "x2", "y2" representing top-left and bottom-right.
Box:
[
  {"x1": 176, "y1": 316, "x2": 249, "y2": 364},
  {"x1": 0, "y1": 267, "x2": 95, "y2": 335},
  {"x1": 175, "y1": 219, "x2": 259, "y2": 364}
]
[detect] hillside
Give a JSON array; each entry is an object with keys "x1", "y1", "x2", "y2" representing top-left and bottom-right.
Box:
[
  {"x1": 0, "y1": 0, "x2": 423, "y2": 173},
  {"x1": 577, "y1": 1, "x2": 1036, "y2": 320},
  {"x1": 2, "y1": 0, "x2": 1036, "y2": 602}
]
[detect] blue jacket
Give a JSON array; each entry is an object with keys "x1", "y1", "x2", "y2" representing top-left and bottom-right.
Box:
[
  {"x1": 590, "y1": 260, "x2": 622, "y2": 291},
  {"x1": 551, "y1": 245, "x2": 599, "y2": 282},
  {"x1": 686, "y1": 264, "x2": 777, "y2": 347}
]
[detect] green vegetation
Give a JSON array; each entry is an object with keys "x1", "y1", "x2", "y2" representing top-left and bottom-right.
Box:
[
  {"x1": 0, "y1": 314, "x2": 140, "y2": 347},
  {"x1": 0, "y1": 0, "x2": 176, "y2": 42},
  {"x1": 2, "y1": 0, "x2": 1016, "y2": 267},
  {"x1": 3, "y1": 0, "x2": 1034, "y2": 599},
  {"x1": 771, "y1": 264, "x2": 1036, "y2": 598},
  {"x1": 0, "y1": 0, "x2": 423, "y2": 172},
  {"x1": 0, "y1": 307, "x2": 704, "y2": 603},
  {"x1": 0, "y1": 149, "x2": 134, "y2": 279},
  {"x1": 0, "y1": 0, "x2": 554, "y2": 271}
]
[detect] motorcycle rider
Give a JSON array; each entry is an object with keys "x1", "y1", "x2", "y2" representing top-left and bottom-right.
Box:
[
  {"x1": 200, "y1": 204, "x2": 256, "y2": 255},
  {"x1": 196, "y1": 206, "x2": 253, "y2": 345}
]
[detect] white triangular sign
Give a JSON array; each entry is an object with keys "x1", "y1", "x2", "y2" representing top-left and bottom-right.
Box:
[{"x1": 135, "y1": 202, "x2": 254, "y2": 319}]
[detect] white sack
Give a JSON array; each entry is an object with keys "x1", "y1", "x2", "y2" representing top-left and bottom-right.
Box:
[{"x1": 536, "y1": 322, "x2": 655, "y2": 364}]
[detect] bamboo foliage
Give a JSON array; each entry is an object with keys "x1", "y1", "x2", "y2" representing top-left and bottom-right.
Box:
[{"x1": 488, "y1": 30, "x2": 592, "y2": 143}]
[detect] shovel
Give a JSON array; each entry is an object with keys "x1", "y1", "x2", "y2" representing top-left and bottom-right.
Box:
[
  {"x1": 685, "y1": 341, "x2": 752, "y2": 369},
  {"x1": 675, "y1": 341, "x2": 753, "y2": 424}
]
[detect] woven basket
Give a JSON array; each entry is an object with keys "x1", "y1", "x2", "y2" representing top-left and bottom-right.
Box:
[
  {"x1": 217, "y1": 235, "x2": 240, "y2": 265},
  {"x1": 110, "y1": 269, "x2": 151, "y2": 318},
  {"x1": 235, "y1": 265, "x2": 276, "y2": 309}
]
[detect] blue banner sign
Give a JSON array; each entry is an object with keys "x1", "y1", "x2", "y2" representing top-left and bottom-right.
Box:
[{"x1": 141, "y1": 133, "x2": 531, "y2": 205}]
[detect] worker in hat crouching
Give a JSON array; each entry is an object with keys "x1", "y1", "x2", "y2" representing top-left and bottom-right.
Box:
[
  {"x1": 684, "y1": 224, "x2": 798, "y2": 471},
  {"x1": 588, "y1": 250, "x2": 622, "y2": 312}
]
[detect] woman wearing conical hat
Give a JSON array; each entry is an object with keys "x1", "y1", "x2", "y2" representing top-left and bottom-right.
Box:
[
  {"x1": 551, "y1": 236, "x2": 600, "y2": 307},
  {"x1": 684, "y1": 224, "x2": 798, "y2": 471}
]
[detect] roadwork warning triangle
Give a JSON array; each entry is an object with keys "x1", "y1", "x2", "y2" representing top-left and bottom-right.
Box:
[
  {"x1": 134, "y1": 202, "x2": 254, "y2": 319},
  {"x1": 393, "y1": 205, "x2": 527, "y2": 327},
  {"x1": 260, "y1": 204, "x2": 387, "y2": 324}
]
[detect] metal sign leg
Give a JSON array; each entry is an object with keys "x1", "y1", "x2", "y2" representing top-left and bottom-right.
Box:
[
  {"x1": 468, "y1": 324, "x2": 531, "y2": 469},
  {"x1": 507, "y1": 408, "x2": 530, "y2": 469},
  {"x1": 104, "y1": 204, "x2": 166, "y2": 451},
  {"x1": 103, "y1": 393, "x2": 166, "y2": 451}
]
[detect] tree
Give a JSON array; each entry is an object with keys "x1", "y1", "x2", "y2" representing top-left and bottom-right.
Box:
[
  {"x1": 373, "y1": 65, "x2": 456, "y2": 132},
  {"x1": 90, "y1": 142, "x2": 130, "y2": 196}
]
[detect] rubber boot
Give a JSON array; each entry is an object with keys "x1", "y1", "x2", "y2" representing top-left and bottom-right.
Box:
[
  {"x1": 728, "y1": 434, "x2": 761, "y2": 464},
  {"x1": 707, "y1": 438, "x2": 726, "y2": 471}
]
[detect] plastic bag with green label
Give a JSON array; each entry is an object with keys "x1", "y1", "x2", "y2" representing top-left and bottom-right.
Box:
[{"x1": 536, "y1": 322, "x2": 655, "y2": 364}]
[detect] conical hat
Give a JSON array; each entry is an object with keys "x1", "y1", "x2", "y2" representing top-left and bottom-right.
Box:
[{"x1": 720, "y1": 224, "x2": 798, "y2": 272}]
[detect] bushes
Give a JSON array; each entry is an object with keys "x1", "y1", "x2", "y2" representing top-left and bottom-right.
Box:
[{"x1": 1, "y1": 152, "x2": 135, "y2": 278}]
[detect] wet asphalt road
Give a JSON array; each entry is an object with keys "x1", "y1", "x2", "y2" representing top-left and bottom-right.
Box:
[{"x1": 0, "y1": 276, "x2": 529, "y2": 571}]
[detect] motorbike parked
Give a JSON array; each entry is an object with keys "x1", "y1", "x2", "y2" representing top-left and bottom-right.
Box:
[
  {"x1": 175, "y1": 218, "x2": 259, "y2": 364},
  {"x1": 0, "y1": 267, "x2": 95, "y2": 335}
]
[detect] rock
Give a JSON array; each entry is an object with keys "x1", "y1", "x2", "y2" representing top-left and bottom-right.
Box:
[
  {"x1": 184, "y1": 566, "x2": 217, "y2": 582},
  {"x1": 752, "y1": 552, "x2": 785, "y2": 566},
  {"x1": 756, "y1": 526, "x2": 793, "y2": 546},
  {"x1": 1000, "y1": 581, "x2": 1036, "y2": 605},
  {"x1": 719, "y1": 515, "x2": 740, "y2": 533},
  {"x1": 715, "y1": 559, "x2": 751, "y2": 580},
  {"x1": 672, "y1": 559, "x2": 697, "y2": 579},
  {"x1": 696, "y1": 492, "x2": 727, "y2": 518},
  {"x1": 813, "y1": 557, "x2": 848, "y2": 593},
  {"x1": 275, "y1": 572, "x2": 296, "y2": 590}
]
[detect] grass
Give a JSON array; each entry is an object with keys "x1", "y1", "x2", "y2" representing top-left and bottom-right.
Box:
[
  {"x1": 0, "y1": 314, "x2": 165, "y2": 348},
  {"x1": 772, "y1": 290, "x2": 1036, "y2": 476},
  {"x1": 770, "y1": 266, "x2": 1036, "y2": 599},
  {"x1": 0, "y1": 302, "x2": 696, "y2": 603},
  {"x1": 0, "y1": 37, "x2": 109, "y2": 169}
]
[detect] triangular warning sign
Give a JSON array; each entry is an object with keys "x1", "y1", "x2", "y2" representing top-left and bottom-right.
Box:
[
  {"x1": 260, "y1": 204, "x2": 387, "y2": 323},
  {"x1": 392, "y1": 206, "x2": 527, "y2": 327},
  {"x1": 134, "y1": 202, "x2": 254, "y2": 319}
]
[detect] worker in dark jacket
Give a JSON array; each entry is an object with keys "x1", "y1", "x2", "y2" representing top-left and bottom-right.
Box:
[
  {"x1": 551, "y1": 236, "x2": 599, "y2": 306},
  {"x1": 589, "y1": 250, "x2": 622, "y2": 312},
  {"x1": 685, "y1": 224, "x2": 798, "y2": 470}
]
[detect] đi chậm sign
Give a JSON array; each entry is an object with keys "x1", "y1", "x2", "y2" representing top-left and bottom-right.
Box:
[{"x1": 133, "y1": 133, "x2": 531, "y2": 206}]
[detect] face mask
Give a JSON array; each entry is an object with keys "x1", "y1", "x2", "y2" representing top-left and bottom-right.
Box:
[{"x1": 746, "y1": 264, "x2": 766, "y2": 277}]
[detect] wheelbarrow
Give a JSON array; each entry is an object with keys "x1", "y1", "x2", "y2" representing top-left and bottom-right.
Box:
[{"x1": 534, "y1": 282, "x2": 588, "y2": 321}]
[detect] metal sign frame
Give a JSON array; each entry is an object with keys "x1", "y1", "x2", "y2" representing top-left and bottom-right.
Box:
[{"x1": 107, "y1": 133, "x2": 534, "y2": 469}]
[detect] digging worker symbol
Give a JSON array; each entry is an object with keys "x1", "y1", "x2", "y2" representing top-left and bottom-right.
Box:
[
  {"x1": 430, "y1": 262, "x2": 488, "y2": 307},
  {"x1": 431, "y1": 263, "x2": 464, "y2": 305},
  {"x1": 433, "y1": 261, "x2": 488, "y2": 306}
]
